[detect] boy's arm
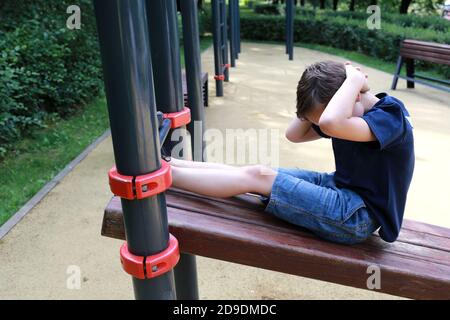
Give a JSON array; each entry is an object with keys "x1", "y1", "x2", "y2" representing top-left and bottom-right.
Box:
[
  {"x1": 318, "y1": 64, "x2": 376, "y2": 142},
  {"x1": 285, "y1": 117, "x2": 321, "y2": 143}
]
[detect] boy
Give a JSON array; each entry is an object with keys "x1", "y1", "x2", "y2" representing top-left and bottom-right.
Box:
[{"x1": 168, "y1": 61, "x2": 415, "y2": 245}]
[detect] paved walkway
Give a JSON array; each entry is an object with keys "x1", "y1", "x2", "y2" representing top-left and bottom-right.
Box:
[{"x1": 1, "y1": 43, "x2": 449, "y2": 299}]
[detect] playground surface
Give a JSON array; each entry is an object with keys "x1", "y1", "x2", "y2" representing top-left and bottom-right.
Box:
[{"x1": 1, "y1": 42, "x2": 449, "y2": 299}]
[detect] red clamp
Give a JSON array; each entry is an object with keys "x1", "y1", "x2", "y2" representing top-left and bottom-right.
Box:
[
  {"x1": 163, "y1": 107, "x2": 191, "y2": 128},
  {"x1": 223, "y1": 63, "x2": 231, "y2": 69},
  {"x1": 120, "y1": 234, "x2": 180, "y2": 279},
  {"x1": 109, "y1": 160, "x2": 172, "y2": 200},
  {"x1": 214, "y1": 74, "x2": 225, "y2": 81}
]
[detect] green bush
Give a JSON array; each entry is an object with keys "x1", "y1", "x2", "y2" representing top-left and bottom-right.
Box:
[
  {"x1": 254, "y1": 4, "x2": 281, "y2": 15},
  {"x1": 0, "y1": 0, "x2": 103, "y2": 156},
  {"x1": 199, "y1": 7, "x2": 212, "y2": 36},
  {"x1": 312, "y1": 9, "x2": 449, "y2": 33},
  {"x1": 240, "y1": 14, "x2": 450, "y2": 78},
  {"x1": 253, "y1": 6, "x2": 448, "y2": 33}
]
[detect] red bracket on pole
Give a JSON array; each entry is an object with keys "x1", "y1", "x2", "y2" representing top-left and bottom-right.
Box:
[
  {"x1": 109, "y1": 160, "x2": 172, "y2": 200},
  {"x1": 223, "y1": 63, "x2": 230, "y2": 69},
  {"x1": 120, "y1": 234, "x2": 180, "y2": 279},
  {"x1": 214, "y1": 74, "x2": 225, "y2": 81},
  {"x1": 163, "y1": 106, "x2": 191, "y2": 128}
]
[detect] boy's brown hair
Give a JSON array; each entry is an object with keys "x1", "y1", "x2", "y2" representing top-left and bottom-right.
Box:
[{"x1": 296, "y1": 61, "x2": 346, "y2": 119}]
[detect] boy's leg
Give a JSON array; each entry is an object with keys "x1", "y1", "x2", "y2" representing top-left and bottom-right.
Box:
[
  {"x1": 171, "y1": 165, "x2": 277, "y2": 198},
  {"x1": 170, "y1": 157, "x2": 239, "y2": 170}
]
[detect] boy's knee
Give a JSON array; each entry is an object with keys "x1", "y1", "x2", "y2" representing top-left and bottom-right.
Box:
[{"x1": 243, "y1": 165, "x2": 276, "y2": 180}]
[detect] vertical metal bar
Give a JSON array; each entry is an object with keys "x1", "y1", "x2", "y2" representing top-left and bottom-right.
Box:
[
  {"x1": 174, "y1": 253, "x2": 200, "y2": 300},
  {"x1": 221, "y1": 0, "x2": 230, "y2": 81},
  {"x1": 237, "y1": 0, "x2": 241, "y2": 54},
  {"x1": 285, "y1": 1, "x2": 289, "y2": 54},
  {"x1": 145, "y1": 0, "x2": 181, "y2": 113},
  {"x1": 234, "y1": 0, "x2": 239, "y2": 59},
  {"x1": 288, "y1": 0, "x2": 294, "y2": 60},
  {"x1": 181, "y1": 0, "x2": 207, "y2": 162},
  {"x1": 175, "y1": 0, "x2": 206, "y2": 300},
  {"x1": 93, "y1": 0, "x2": 176, "y2": 300},
  {"x1": 391, "y1": 56, "x2": 403, "y2": 90},
  {"x1": 229, "y1": 0, "x2": 236, "y2": 68},
  {"x1": 167, "y1": 0, "x2": 185, "y2": 109},
  {"x1": 212, "y1": 0, "x2": 224, "y2": 96},
  {"x1": 406, "y1": 58, "x2": 415, "y2": 89}
]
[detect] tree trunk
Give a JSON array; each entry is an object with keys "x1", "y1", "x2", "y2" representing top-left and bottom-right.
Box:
[
  {"x1": 320, "y1": 0, "x2": 325, "y2": 9},
  {"x1": 300, "y1": 0, "x2": 305, "y2": 6},
  {"x1": 333, "y1": 0, "x2": 339, "y2": 10},
  {"x1": 370, "y1": 0, "x2": 378, "y2": 5},
  {"x1": 349, "y1": 0, "x2": 355, "y2": 11},
  {"x1": 399, "y1": 0, "x2": 413, "y2": 14}
]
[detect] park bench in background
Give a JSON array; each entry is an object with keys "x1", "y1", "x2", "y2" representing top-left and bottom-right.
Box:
[
  {"x1": 391, "y1": 39, "x2": 450, "y2": 93},
  {"x1": 102, "y1": 188, "x2": 450, "y2": 300},
  {"x1": 182, "y1": 71, "x2": 209, "y2": 107}
]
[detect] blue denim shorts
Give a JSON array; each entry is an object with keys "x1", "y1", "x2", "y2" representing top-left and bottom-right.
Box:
[{"x1": 262, "y1": 168, "x2": 380, "y2": 245}]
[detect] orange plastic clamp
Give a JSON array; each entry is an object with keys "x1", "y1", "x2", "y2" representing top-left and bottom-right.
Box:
[
  {"x1": 163, "y1": 107, "x2": 191, "y2": 128},
  {"x1": 108, "y1": 160, "x2": 172, "y2": 200},
  {"x1": 120, "y1": 234, "x2": 180, "y2": 279},
  {"x1": 214, "y1": 74, "x2": 225, "y2": 81}
]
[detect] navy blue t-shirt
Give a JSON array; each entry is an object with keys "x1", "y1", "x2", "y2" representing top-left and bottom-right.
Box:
[{"x1": 312, "y1": 93, "x2": 415, "y2": 242}]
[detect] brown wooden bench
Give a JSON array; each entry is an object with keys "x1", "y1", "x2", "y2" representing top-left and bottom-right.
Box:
[
  {"x1": 391, "y1": 39, "x2": 450, "y2": 92},
  {"x1": 182, "y1": 71, "x2": 209, "y2": 107},
  {"x1": 102, "y1": 188, "x2": 450, "y2": 300}
]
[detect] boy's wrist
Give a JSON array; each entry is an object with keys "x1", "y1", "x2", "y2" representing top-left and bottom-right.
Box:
[{"x1": 344, "y1": 76, "x2": 364, "y2": 92}]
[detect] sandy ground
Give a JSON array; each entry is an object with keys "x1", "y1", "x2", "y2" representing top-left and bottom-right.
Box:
[{"x1": 1, "y1": 43, "x2": 449, "y2": 300}]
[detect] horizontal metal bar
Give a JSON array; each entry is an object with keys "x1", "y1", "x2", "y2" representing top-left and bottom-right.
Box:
[
  {"x1": 159, "y1": 119, "x2": 171, "y2": 145},
  {"x1": 414, "y1": 73, "x2": 450, "y2": 85},
  {"x1": 397, "y1": 75, "x2": 450, "y2": 92}
]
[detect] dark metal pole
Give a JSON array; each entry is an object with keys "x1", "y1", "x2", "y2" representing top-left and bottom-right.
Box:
[
  {"x1": 229, "y1": 0, "x2": 236, "y2": 68},
  {"x1": 167, "y1": 0, "x2": 185, "y2": 107},
  {"x1": 237, "y1": 0, "x2": 241, "y2": 54},
  {"x1": 93, "y1": 0, "x2": 176, "y2": 300},
  {"x1": 176, "y1": 0, "x2": 207, "y2": 300},
  {"x1": 181, "y1": 0, "x2": 207, "y2": 162},
  {"x1": 221, "y1": 0, "x2": 230, "y2": 81},
  {"x1": 286, "y1": 0, "x2": 294, "y2": 60},
  {"x1": 212, "y1": 0, "x2": 224, "y2": 96},
  {"x1": 234, "y1": 0, "x2": 239, "y2": 59},
  {"x1": 285, "y1": 2, "x2": 289, "y2": 54},
  {"x1": 146, "y1": 0, "x2": 183, "y2": 114}
]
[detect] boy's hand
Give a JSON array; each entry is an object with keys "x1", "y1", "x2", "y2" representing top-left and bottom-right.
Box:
[
  {"x1": 345, "y1": 62, "x2": 369, "y2": 93},
  {"x1": 318, "y1": 61, "x2": 376, "y2": 143}
]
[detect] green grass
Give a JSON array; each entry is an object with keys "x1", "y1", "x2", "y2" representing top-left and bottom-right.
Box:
[
  {"x1": 0, "y1": 37, "x2": 213, "y2": 227},
  {"x1": 0, "y1": 97, "x2": 110, "y2": 226}
]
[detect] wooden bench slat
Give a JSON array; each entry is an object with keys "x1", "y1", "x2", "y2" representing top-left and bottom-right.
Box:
[
  {"x1": 400, "y1": 49, "x2": 450, "y2": 66},
  {"x1": 400, "y1": 47, "x2": 450, "y2": 61},
  {"x1": 403, "y1": 39, "x2": 450, "y2": 50},
  {"x1": 105, "y1": 192, "x2": 450, "y2": 256},
  {"x1": 401, "y1": 43, "x2": 450, "y2": 56},
  {"x1": 103, "y1": 190, "x2": 450, "y2": 299},
  {"x1": 403, "y1": 219, "x2": 450, "y2": 238},
  {"x1": 165, "y1": 189, "x2": 450, "y2": 255}
]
